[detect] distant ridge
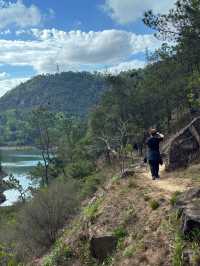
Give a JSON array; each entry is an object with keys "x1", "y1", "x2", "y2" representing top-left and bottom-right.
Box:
[{"x1": 0, "y1": 71, "x2": 107, "y2": 116}]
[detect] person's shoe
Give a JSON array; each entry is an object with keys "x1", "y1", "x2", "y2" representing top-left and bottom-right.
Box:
[
  {"x1": 152, "y1": 176, "x2": 156, "y2": 180},
  {"x1": 156, "y1": 175, "x2": 160, "y2": 179}
]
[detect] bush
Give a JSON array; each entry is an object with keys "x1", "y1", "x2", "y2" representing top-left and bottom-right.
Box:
[
  {"x1": 65, "y1": 160, "x2": 95, "y2": 179},
  {"x1": 81, "y1": 174, "x2": 103, "y2": 198},
  {"x1": 12, "y1": 180, "x2": 79, "y2": 262}
]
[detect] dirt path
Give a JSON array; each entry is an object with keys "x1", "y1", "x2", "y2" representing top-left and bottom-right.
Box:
[{"x1": 139, "y1": 164, "x2": 193, "y2": 199}]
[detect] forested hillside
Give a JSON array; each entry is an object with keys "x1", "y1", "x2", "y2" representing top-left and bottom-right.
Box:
[
  {"x1": 1, "y1": 1, "x2": 200, "y2": 266},
  {"x1": 0, "y1": 71, "x2": 106, "y2": 115},
  {"x1": 0, "y1": 71, "x2": 107, "y2": 145}
]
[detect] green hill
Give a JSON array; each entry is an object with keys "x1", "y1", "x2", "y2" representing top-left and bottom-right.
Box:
[{"x1": 0, "y1": 71, "x2": 107, "y2": 116}]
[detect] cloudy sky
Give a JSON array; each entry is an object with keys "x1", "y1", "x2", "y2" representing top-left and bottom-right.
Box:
[{"x1": 0, "y1": 0, "x2": 176, "y2": 96}]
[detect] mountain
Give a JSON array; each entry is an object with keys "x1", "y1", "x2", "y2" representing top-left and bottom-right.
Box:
[{"x1": 0, "y1": 71, "x2": 107, "y2": 116}]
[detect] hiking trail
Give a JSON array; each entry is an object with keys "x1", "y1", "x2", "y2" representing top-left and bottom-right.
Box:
[{"x1": 139, "y1": 164, "x2": 193, "y2": 199}]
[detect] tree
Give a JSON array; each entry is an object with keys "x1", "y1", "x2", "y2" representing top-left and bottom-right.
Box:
[
  {"x1": 30, "y1": 107, "x2": 56, "y2": 186},
  {"x1": 143, "y1": 0, "x2": 200, "y2": 72},
  {"x1": 8, "y1": 175, "x2": 28, "y2": 203}
]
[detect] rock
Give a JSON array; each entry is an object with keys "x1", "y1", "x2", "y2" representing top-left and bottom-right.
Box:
[
  {"x1": 175, "y1": 188, "x2": 200, "y2": 235},
  {"x1": 0, "y1": 193, "x2": 6, "y2": 204},
  {"x1": 121, "y1": 168, "x2": 135, "y2": 178},
  {"x1": 90, "y1": 236, "x2": 118, "y2": 262},
  {"x1": 163, "y1": 117, "x2": 200, "y2": 171},
  {"x1": 183, "y1": 249, "x2": 193, "y2": 266},
  {"x1": 181, "y1": 202, "x2": 200, "y2": 235}
]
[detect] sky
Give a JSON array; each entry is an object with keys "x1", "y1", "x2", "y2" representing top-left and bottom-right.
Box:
[{"x1": 0, "y1": 0, "x2": 176, "y2": 96}]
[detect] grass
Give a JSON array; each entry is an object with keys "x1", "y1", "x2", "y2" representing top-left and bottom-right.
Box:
[
  {"x1": 170, "y1": 191, "x2": 182, "y2": 206},
  {"x1": 127, "y1": 179, "x2": 138, "y2": 188},
  {"x1": 123, "y1": 206, "x2": 136, "y2": 225},
  {"x1": 172, "y1": 234, "x2": 184, "y2": 266},
  {"x1": 123, "y1": 244, "x2": 136, "y2": 258},
  {"x1": 81, "y1": 173, "x2": 106, "y2": 198},
  {"x1": 191, "y1": 242, "x2": 200, "y2": 265},
  {"x1": 83, "y1": 198, "x2": 102, "y2": 222},
  {"x1": 149, "y1": 199, "x2": 160, "y2": 210},
  {"x1": 113, "y1": 226, "x2": 127, "y2": 239},
  {"x1": 42, "y1": 241, "x2": 73, "y2": 266}
]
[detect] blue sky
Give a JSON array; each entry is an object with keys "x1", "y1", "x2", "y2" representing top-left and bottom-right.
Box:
[{"x1": 0, "y1": 0, "x2": 176, "y2": 96}]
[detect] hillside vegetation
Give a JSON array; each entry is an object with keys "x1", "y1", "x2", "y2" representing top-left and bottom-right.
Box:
[
  {"x1": 0, "y1": 72, "x2": 106, "y2": 115},
  {"x1": 0, "y1": 71, "x2": 106, "y2": 145},
  {"x1": 1, "y1": 0, "x2": 200, "y2": 265}
]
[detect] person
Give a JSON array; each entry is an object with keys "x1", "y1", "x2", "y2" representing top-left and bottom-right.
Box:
[{"x1": 145, "y1": 128, "x2": 164, "y2": 180}]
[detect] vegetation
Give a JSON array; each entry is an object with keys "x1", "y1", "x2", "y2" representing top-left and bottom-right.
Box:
[
  {"x1": 170, "y1": 191, "x2": 182, "y2": 206},
  {"x1": 0, "y1": 0, "x2": 200, "y2": 265},
  {"x1": 149, "y1": 199, "x2": 160, "y2": 210},
  {"x1": 0, "y1": 72, "x2": 106, "y2": 115}
]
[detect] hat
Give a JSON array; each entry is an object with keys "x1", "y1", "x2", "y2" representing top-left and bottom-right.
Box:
[{"x1": 150, "y1": 128, "x2": 157, "y2": 134}]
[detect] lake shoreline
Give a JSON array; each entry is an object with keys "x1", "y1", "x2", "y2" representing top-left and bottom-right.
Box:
[
  {"x1": 0, "y1": 146, "x2": 35, "y2": 151},
  {"x1": 0, "y1": 147, "x2": 42, "y2": 206}
]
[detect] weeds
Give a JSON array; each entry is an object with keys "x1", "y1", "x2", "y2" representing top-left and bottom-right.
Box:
[
  {"x1": 83, "y1": 198, "x2": 102, "y2": 222},
  {"x1": 172, "y1": 233, "x2": 184, "y2": 266},
  {"x1": 113, "y1": 226, "x2": 127, "y2": 239},
  {"x1": 149, "y1": 199, "x2": 159, "y2": 210},
  {"x1": 170, "y1": 191, "x2": 182, "y2": 206},
  {"x1": 42, "y1": 241, "x2": 73, "y2": 266},
  {"x1": 123, "y1": 206, "x2": 136, "y2": 225}
]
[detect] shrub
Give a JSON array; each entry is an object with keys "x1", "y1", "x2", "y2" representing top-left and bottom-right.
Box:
[
  {"x1": 149, "y1": 200, "x2": 160, "y2": 210},
  {"x1": 12, "y1": 180, "x2": 79, "y2": 261},
  {"x1": 81, "y1": 174, "x2": 102, "y2": 198},
  {"x1": 65, "y1": 160, "x2": 94, "y2": 179}
]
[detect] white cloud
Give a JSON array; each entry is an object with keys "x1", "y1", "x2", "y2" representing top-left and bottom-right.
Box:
[
  {"x1": 103, "y1": 0, "x2": 176, "y2": 24},
  {"x1": 0, "y1": 72, "x2": 10, "y2": 79},
  {"x1": 0, "y1": 29, "x2": 11, "y2": 35},
  {"x1": 0, "y1": 28, "x2": 161, "y2": 74},
  {"x1": 102, "y1": 60, "x2": 146, "y2": 74},
  {"x1": 0, "y1": 77, "x2": 28, "y2": 97},
  {"x1": 0, "y1": 28, "x2": 164, "y2": 95},
  {"x1": 0, "y1": 0, "x2": 42, "y2": 29}
]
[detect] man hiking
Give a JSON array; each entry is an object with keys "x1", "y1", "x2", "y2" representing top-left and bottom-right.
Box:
[{"x1": 146, "y1": 128, "x2": 164, "y2": 180}]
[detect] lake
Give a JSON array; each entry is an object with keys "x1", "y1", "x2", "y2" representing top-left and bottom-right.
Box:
[{"x1": 0, "y1": 147, "x2": 43, "y2": 206}]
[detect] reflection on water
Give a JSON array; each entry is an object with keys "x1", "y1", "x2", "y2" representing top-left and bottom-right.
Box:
[{"x1": 0, "y1": 147, "x2": 43, "y2": 206}]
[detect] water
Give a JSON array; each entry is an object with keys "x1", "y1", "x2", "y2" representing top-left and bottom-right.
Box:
[{"x1": 0, "y1": 147, "x2": 43, "y2": 206}]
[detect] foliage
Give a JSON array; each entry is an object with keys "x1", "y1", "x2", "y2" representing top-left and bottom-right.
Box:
[
  {"x1": 42, "y1": 241, "x2": 74, "y2": 266},
  {"x1": 113, "y1": 226, "x2": 127, "y2": 240},
  {"x1": 80, "y1": 173, "x2": 105, "y2": 198},
  {"x1": 0, "y1": 72, "x2": 106, "y2": 116},
  {"x1": 0, "y1": 180, "x2": 80, "y2": 262},
  {"x1": 65, "y1": 160, "x2": 95, "y2": 179},
  {"x1": 172, "y1": 233, "x2": 184, "y2": 266},
  {"x1": 83, "y1": 198, "x2": 102, "y2": 221},
  {"x1": 149, "y1": 200, "x2": 160, "y2": 210},
  {"x1": 143, "y1": 0, "x2": 200, "y2": 72}
]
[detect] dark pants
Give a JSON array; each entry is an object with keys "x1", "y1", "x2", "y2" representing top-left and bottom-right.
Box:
[{"x1": 149, "y1": 160, "x2": 159, "y2": 178}]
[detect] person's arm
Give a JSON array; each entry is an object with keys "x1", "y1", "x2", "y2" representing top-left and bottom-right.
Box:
[{"x1": 157, "y1": 132, "x2": 164, "y2": 141}]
